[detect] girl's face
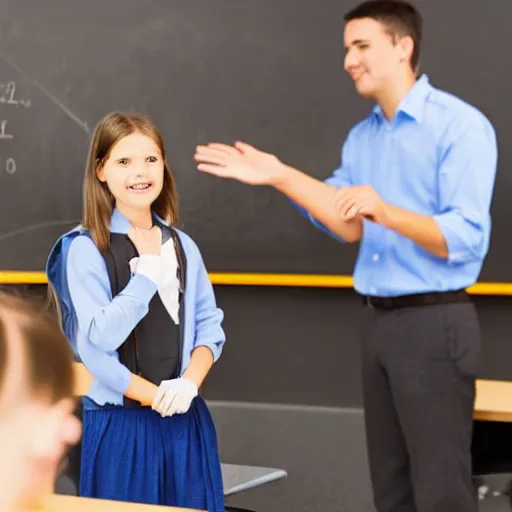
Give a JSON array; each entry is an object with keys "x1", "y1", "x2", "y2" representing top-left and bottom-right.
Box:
[{"x1": 97, "y1": 132, "x2": 165, "y2": 214}]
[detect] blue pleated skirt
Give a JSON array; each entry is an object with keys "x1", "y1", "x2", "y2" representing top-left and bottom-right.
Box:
[{"x1": 79, "y1": 395, "x2": 225, "y2": 511}]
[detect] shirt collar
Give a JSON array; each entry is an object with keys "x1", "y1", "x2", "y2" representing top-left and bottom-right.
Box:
[
  {"x1": 110, "y1": 208, "x2": 168, "y2": 234},
  {"x1": 372, "y1": 73, "x2": 432, "y2": 124}
]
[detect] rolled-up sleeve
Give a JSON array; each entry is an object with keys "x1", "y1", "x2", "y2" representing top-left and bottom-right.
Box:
[{"x1": 432, "y1": 115, "x2": 498, "y2": 264}]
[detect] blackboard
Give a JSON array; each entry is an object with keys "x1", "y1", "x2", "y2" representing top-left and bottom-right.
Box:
[{"x1": 0, "y1": 0, "x2": 510, "y2": 281}]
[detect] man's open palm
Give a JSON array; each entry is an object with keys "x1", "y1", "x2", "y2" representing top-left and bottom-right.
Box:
[{"x1": 194, "y1": 141, "x2": 283, "y2": 186}]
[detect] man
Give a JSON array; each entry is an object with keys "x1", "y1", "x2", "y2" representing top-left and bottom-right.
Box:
[
  {"x1": 0, "y1": 291, "x2": 81, "y2": 511},
  {"x1": 194, "y1": 1, "x2": 498, "y2": 511}
]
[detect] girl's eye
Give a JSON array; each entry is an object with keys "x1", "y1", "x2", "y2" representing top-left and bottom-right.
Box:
[
  {"x1": 147, "y1": 156, "x2": 158, "y2": 163},
  {"x1": 118, "y1": 158, "x2": 128, "y2": 166}
]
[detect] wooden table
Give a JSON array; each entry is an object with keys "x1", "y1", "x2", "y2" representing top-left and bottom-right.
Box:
[
  {"x1": 29, "y1": 494, "x2": 203, "y2": 511},
  {"x1": 472, "y1": 379, "x2": 512, "y2": 501},
  {"x1": 474, "y1": 379, "x2": 512, "y2": 423}
]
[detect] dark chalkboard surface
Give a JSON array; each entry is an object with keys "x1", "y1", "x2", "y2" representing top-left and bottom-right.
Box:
[{"x1": 0, "y1": 0, "x2": 509, "y2": 281}]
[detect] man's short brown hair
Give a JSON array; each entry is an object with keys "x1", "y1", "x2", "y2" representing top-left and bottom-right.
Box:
[{"x1": 344, "y1": 0, "x2": 423, "y2": 72}]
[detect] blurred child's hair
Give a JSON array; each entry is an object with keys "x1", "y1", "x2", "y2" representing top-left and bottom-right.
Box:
[{"x1": 0, "y1": 291, "x2": 74, "y2": 404}]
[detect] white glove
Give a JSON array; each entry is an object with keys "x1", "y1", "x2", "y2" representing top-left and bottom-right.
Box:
[{"x1": 152, "y1": 378, "x2": 198, "y2": 417}]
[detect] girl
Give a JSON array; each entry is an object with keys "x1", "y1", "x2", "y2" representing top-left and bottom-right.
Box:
[{"x1": 46, "y1": 112, "x2": 226, "y2": 510}]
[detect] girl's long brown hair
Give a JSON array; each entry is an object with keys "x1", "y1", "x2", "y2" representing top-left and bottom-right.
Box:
[{"x1": 83, "y1": 112, "x2": 180, "y2": 253}]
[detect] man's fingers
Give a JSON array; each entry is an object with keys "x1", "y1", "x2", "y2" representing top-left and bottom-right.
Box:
[
  {"x1": 196, "y1": 141, "x2": 251, "y2": 156},
  {"x1": 197, "y1": 163, "x2": 232, "y2": 177},
  {"x1": 335, "y1": 190, "x2": 372, "y2": 215},
  {"x1": 357, "y1": 204, "x2": 376, "y2": 222},
  {"x1": 194, "y1": 146, "x2": 232, "y2": 162},
  {"x1": 194, "y1": 153, "x2": 227, "y2": 167},
  {"x1": 334, "y1": 188, "x2": 355, "y2": 207},
  {"x1": 336, "y1": 195, "x2": 357, "y2": 217},
  {"x1": 346, "y1": 202, "x2": 373, "y2": 221},
  {"x1": 204, "y1": 143, "x2": 240, "y2": 156},
  {"x1": 342, "y1": 198, "x2": 370, "y2": 220},
  {"x1": 343, "y1": 202, "x2": 362, "y2": 220},
  {"x1": 335, "y1": 197, "x2": 353, "y2": 215}
]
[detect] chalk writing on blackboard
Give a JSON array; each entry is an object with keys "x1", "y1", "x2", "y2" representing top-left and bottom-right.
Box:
[
  {"x1": 0, "y1": 121, "x2": 13, "y2": 140},
  {"x1": 0, "y1": 81, "x2": 31, "y2": 107},
  {"x1": 0, "y1": 80, "x2": 31, "y2": 174},
  {"x1": 5, "y1": 158, "x2": 16, "y2": 175}
]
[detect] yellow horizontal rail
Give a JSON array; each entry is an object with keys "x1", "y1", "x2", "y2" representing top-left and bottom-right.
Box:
[
  {"x1": 0, "y1": 271, "x2": 512, "y2": 296},
  {"x1": 0, "y1": 272, "x2": 49, "y2": 284},
  {"x1": 209, "y1": 273, "x2": 355, "y2": 288}
]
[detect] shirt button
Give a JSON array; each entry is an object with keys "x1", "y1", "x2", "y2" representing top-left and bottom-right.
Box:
[
  {"x1": 369, "y1": 286, "x2": 377, "y2": 295},
  {"x1": 372, "y1": 253, "x2": 380, "y2": 262}
]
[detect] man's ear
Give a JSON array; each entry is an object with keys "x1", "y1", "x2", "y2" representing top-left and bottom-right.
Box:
[{"x1": 398, "y1": 35, "x2": 414, "y2": 66}]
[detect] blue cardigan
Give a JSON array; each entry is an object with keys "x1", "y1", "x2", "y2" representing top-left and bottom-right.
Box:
[{"x1": 46, "y1": 208, "x2": 226, "y2": 406}]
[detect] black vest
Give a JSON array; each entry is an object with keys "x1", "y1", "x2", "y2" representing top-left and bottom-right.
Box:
[{"x1": 102, "y1": 223, "x2": 186, "y2": 407}]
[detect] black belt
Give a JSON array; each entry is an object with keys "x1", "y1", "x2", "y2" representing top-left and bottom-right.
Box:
[{"x1": 361, "y1": 289, "x2": 470, "y2": 310}]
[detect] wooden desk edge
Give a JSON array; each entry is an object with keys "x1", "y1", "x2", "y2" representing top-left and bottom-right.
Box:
[
  {"x1": 473, "y1": 410, "x2": 512, "y2": 422},
  {"x1": 474, "y1": 379, "x2": 512, "y2": 422},
  {"x1": 34, "y1": 493, "x2": 205, "y2": 511}
]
